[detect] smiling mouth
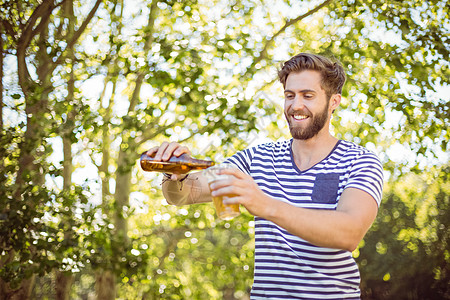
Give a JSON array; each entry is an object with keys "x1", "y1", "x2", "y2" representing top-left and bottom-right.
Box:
[{"x1": 293, "y1": 114, "x2": 309, "y2": 120}]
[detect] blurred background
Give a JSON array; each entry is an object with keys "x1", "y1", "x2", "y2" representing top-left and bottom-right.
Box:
[{"x1": 0, "y1": 0, "x2": 448, "y2": 299}]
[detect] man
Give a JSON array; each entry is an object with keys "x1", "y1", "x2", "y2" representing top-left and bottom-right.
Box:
[{"x1": 147, "y1": 53, "x2": 384, "y2": 299}]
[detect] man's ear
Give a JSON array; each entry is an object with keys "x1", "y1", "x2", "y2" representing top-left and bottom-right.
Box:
[{"x1": 330, "y1": 94, "x2": 341, "y2": 113}]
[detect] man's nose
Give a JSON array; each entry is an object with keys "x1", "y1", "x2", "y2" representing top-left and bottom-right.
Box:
[{"x1": 291, "y1": 95, "x2": 305, "y2": 110}]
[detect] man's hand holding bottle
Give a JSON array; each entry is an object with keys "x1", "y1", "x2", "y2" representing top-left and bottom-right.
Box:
[{"x1": 142, "y1": 142, "x2": 213, "y2": 180}]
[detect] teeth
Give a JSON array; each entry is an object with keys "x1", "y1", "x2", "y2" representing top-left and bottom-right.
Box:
[{"x1": 293, "y1": 115, "x2": 308, "y2": 120}]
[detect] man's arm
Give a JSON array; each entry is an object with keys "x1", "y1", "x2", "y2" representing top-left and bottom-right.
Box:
[
  {"x1": 162, "y1": 171, "x2": 212, "y2": 206},
  {"x1": 147, "y1": 141, "x2": 212, "y2": 206},
  {"x1": 262, "y1": 187, "x2": 378, "y2": 251},
  {"x1": 209, "y1": 168, "x2": 378, "y2": 251}
]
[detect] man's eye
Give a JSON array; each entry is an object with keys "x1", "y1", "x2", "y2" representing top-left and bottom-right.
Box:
[
  {"x1": 285, "y1": 94, "x2": 294, "y2": 99},
  {"x1": 304, "y1": 94, "x2": 313, "y2": 99}
]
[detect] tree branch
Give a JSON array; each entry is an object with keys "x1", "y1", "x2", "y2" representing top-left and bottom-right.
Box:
[
  {"x1": 253, "y1": 0, "x2": 334, "y2": 66},
  {"x1": 128, "y1": 0, "x2": 160, "y2": 114},
  {"x1": 15, "y1": 0, "x2": 66, "y2": 95},
  {"x1": 52, "y1": 0, "x2": 102, "y2": 69},
  {"x1": 29, "y1": 4, "x2": 59, "y2": 40},
  {"x1": 136, "y1": 121, "x2": 178, "y2": 147},
  {"x1": 0, "y1": 29, "x2": 3, "y2": 129},
  {"x1": 67, "y1": 0, "x2": 102, "y2": 49},
  {"x1": 20, "y1": 0, "x2": 64, "y2": 49},
  {"x1": 0, "y1": 19, "x2": 17, "y2": 41}
]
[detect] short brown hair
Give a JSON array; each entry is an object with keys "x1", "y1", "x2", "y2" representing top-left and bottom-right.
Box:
[{"x1": 278, "y1": 53, "x2": 346, "y2": 98}]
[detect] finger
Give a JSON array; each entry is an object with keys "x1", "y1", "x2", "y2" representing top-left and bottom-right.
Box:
[
  {"x1": 162, "y1": 142, "x2": 185, "y2": 161},
  {"x1": 223, "y1": 196, "x2": 241, "y2": 205},
  {"x1": 153, "y1": 141, "x2": 170, "y2": 161},
  {"x1": 211, "y1": 185, "x2": 237, "y2": 198},
  {"x1": 145, "y1": 146, "x2": 160, "y2": 156},
  {"x1": 219, "y1": 167, "x2": 246, "y2": 179},
  {"x1": 208, "y1": 178, "x2": 233, "y2": 191},
  {"x1": 173, "y1": 145, "x2": 191, "y2": 157}
]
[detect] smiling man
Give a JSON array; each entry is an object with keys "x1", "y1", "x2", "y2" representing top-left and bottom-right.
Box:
[{"x1": 148, "y1": 53, "x2": 384, "y2": 299}]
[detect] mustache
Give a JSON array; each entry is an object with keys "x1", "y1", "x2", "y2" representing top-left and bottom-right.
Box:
[{"x1": 287, "y1": 109, "x2": 312, "y2": 117}]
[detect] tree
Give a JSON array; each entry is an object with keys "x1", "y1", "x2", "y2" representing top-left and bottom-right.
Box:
[
  {"x1": 1, "y1": 0, "x2": 448, "y2": 299},
  {"x1": 0, "y1": 0, "x2": 102, "y2": 299},
  {"x1": 359, "y1": 165, "x2": 449, "y2": 299},
  {"x1": 330, "y1": 0, "x2": 449, "y2": 175}
]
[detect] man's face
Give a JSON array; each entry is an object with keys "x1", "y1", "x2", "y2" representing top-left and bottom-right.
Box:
[{"x1": 283, "y1": 70, "x2": 331, "y2": 140}]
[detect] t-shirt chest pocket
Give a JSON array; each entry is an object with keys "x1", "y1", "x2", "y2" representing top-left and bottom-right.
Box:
[{"x1": 311, "y1": 173, "x2": 340, "y2": 204}]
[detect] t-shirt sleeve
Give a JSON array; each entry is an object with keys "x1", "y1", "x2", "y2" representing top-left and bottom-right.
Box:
[
  {"x1": 224, "y1": 147, "x2": 254, "y2": 176},
  {"x1": 346, "y1": 152, "x2": 384, "y2": 206}
]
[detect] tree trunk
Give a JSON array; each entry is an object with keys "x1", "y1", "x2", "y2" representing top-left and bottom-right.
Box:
[
  {"x1": 0, "y1": 25, "x2": 3, "y2": 129},
  {"x1": 95, "y1": 2, "x2": 124, "y2": 298},
  {"x1": 115, "y1": 148, "x2": 133, "y2": 241},
  {"x1": 9, "y1": 275, "x2": 36, "y2": 300},
  {"x1": 113, "y1": 0, "x2": 160, "y2": 242},
  {"x1": 0, "y1": 260, "x2": 35, "y2": 300},
  {"x1": 1, "y1": 2, "x2": 102, "y2": 298},
  {"x1": 9, "y1": 15, "x2": 52, "y2": 300},
  {"x1": 55, "y1": 272, "x2": 74, "y2": 300},
  {"x1": 54, "y1": 1, "x2": 76, "y2": 298},
  {"x1": 96, "y1": 75, "x2": 116, "y2": 300},
  {"x1": 95, "y1": 270, "x2": 116, "y2": 300},
  {"x1": 99, "y1": 78, "x2": 115, "y2": 214}
]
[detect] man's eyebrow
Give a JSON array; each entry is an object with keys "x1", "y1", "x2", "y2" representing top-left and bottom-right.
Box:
[{"x1": 284, "y1": 89, "x2": 316, "y2": 94}]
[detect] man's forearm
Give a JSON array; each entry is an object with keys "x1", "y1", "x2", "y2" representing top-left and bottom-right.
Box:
[
  {"x1": 162, "y1": 172, "x2": 212, "y2": 206},
  {"x1": 262, "y1": 188, "x2": 378, "y2": 251}
]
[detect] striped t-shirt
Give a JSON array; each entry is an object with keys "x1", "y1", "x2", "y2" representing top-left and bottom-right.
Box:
[{"x1": 226, "y1": 139, "x2": 384, "y2": 299}]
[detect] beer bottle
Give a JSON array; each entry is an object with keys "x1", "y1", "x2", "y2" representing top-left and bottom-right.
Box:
[{"x1": 140, "y1": 152, "x2": 214, "y2": 174}]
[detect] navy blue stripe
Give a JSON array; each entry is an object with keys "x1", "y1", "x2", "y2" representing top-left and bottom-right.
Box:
[
  {"x1": 251, "y1": 291, "x2": 360, "y2": 300},
  {"x1": 251, "y1": 293, "x2": 359, "y2": 300},
  {"x1": 253, "y1": 175, "x2": 315, "y2": 184},
  {"x1": 227, "y1": 151, "x2": 249, "y2": 173},
  {"x1": 254, "y1": 258, "x2": 358, "y2": 272},
  {"x1": 251, "y1": 285, "x2": 357, "y2": 296},
  {"x1": 255, "y1": 244, "x2": 350, "y2": 263},
  {"x1": 254, "y1": 272, "x2": 360, "y2": 287},
  {"x1": 254, "y1": 264, "x2": 360, "y2": 278},
  {"x1": 252, "y1": 279, "x2": 357, "y2": 291},
  {"x1": 226, "y1": 139, "x2": 383, "y2": 297},
  {"x1": 256, "y1": 188, "x2": 312, "y2": 199},
  {"x1": 355, "y1": 168, "x2": 383, "y2": 182}
]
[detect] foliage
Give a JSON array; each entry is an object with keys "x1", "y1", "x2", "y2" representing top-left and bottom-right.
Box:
[
  {"x1": 0, "y1": 125, "x2": 94, "y2": 288},
  {"x1": 0, "y1": 0, "x2": 448, "y2": 299},
  {"x1": 324, "y1": 0, "x2": 449, "y2": 176},
  {"x1": 358, "y1": 165, "x2": 450, "y2": 299}
]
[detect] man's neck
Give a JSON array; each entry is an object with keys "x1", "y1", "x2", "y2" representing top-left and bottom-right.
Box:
[{"x1": 291, "y1": 132, "x2": 339, "y2": 171}]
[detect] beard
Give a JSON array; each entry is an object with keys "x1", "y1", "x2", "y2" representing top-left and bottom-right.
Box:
[{"x1": 285, "y1": 102, "x2": 330, "y2": 140}]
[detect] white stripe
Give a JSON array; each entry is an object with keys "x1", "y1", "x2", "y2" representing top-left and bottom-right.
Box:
[
  {"x1": 225, "y1": 139, "x2": 383, "y2": 297},
  {"x1": 254, "y1": 254, "x2": 357, "y2": 270}
]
